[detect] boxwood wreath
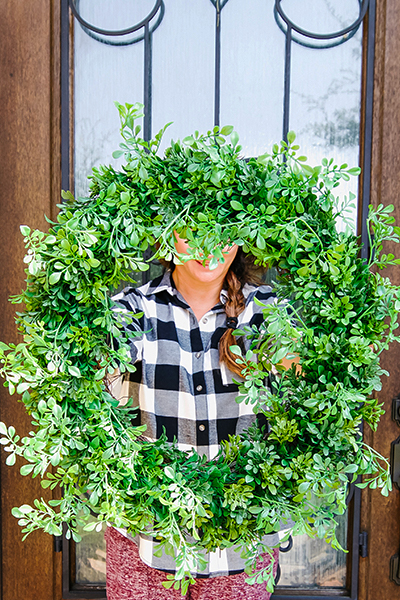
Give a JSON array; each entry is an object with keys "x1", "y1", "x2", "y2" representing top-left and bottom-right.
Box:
[{"x1": 1, "y1": 102, "x2": 399, "y2": 594}]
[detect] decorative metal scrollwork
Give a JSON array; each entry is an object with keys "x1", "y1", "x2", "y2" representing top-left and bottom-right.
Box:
[
  {"x1": 275, "y1": 0, "x2": 369, "y2": 141},
  {"x1": 274, "y1": 535, "x2": 294, "y2": 585},
  {"x1": 69, "y1": 0, "x2": 165, "y2": 46},
  {"x1": 208, "y1": 0, "x2": 230, "y2": 9},
  {"x1": 274, "y1": 0, "x2": 369, "y2": 49},
  {"x1": 279, "y1": 536, "x2": 294, "y2": 554},
  {"x1": 68, "y1": 0, "x2": 165, "y2": 140}
]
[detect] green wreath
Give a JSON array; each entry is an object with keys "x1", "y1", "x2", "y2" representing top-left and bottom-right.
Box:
[{"x1": 1, "y1": 102, "x2": 399, "y2": 594}]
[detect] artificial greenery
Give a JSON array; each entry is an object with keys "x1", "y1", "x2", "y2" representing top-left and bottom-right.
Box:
[{"x1": 0, "y1": 102, "x2": 399, "y2": 594}]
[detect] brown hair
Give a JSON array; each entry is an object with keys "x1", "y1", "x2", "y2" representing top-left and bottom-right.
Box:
[{"x1": 219, "y1": 249, "x2": 263, "y2": 377}]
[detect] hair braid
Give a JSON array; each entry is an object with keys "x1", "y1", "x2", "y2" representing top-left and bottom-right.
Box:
[{"x1": 219, "y1": 269, "x2": 247, "y2": 378}]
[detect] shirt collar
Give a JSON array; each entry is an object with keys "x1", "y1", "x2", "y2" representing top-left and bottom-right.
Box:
[
  {"x1": 143, "y1": 270, "x2": 177, "y2": 297},
  {"x1": 144, "y1": 270, "x2": 228, "y2": 306}
]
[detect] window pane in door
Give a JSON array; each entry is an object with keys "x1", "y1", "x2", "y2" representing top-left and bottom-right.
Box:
[
  {"x1": 278, "y1": 513, "x2": 348, "y2": 588},
  {"x1": 74, "y1": 0, "x2": 155, "y2": 197},
  {"x1": 285, "y1": 0, "x2": 363, "y2": 230},
  {"x1": 220, "y1": 0, "x2": 285, "y2": 156},
  {"x1": 70, "y1": 0, "x2": 365, "y2": 593}
]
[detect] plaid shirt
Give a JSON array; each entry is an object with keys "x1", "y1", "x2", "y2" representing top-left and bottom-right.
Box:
[{"x1": 111, "y1": 271, "x2": 287, "y2": 577}]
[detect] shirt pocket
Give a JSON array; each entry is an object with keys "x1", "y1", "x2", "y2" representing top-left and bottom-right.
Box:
[{"x1": 219, "y1": 361, "x2": 244, "y2": 386}]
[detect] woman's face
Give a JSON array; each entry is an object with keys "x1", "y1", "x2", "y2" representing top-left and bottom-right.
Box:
[{"x1": 173, "y1": 233, "x2": 238, "y2": 286}]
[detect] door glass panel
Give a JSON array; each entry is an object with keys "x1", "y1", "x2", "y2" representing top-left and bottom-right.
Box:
[
  {"x1": 284, "y1": 0, "x2": 362, "y2": 230},
  {"x1": 151, "y1": 0, "x2": 215, "y2": 152},
  {"x1": 75, "y1": 513, "x2": 348, "y2": 588},
  {"x1": 69, "y1": 0, "x2": 366, "y2": 594},
  {"x1": 74, "y1": 1, "x2": 153, "y2": 197},
  {"x1": 75, "y1": 524, "x2": 107, "y2": 585},
  {"x1": 220, "y1": 0, "x2": 285, "y2": 155},
  {"x1": 279, "y1": 513, "x2": 348, "y2": 588}
]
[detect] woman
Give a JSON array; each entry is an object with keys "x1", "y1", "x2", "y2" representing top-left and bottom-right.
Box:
[{"x1": 105, "y1": 234, "x2": 284, "y2": 600}]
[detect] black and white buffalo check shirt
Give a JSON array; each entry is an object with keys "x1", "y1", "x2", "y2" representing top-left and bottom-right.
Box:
[{"x1": 111, "y1": 270, "x2": 288, "y2": 577}]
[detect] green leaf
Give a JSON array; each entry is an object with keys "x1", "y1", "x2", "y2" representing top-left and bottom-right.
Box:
[
  {"x1": 347, "y1": 167, "x2": 361, "y2": 176},
  {"x1": 220, "y1": 125, "x2": 234, "y2": 136},
  {"x1": 68, "y1": 365, "x2": 82, "y2": 378},
  {"x1": 301, "y1": 164, "x2": 314, "y2": 174},
  {"x1": 88, "y1": 258, "x2": 100, "y2": 268},
  {"x1": 343, "y1": 464, "x2": 358, "y2": 474},
  {"x1": 298, "y1": 482, "x2": 310, "y2": 493},
  {"x1": 50, "y1": 452, "x2": 61, "y2": 467},
  {"x1": 52, "y1": 404, "x2": 62, "y2": 419},
  {"x1": 230, "y1": 200, "x2": 244, "y2": 211},
  {"x1": 230, "y1": 131, "x2": 239, "y2": 147},
  {"x1": 6, "y1": 454, "x2": 16, "y2": 466},
  {"x1": 164, "y1": 466, "x2": 175, "y2": 479},
  {"x1": 138, "y1": 165, "x2": 148, "y2": 180},
  {"x1": 20, "y1": 225, "x2": 31, "y2": 237},
  {"x1": 256, "y1": 234, "x2": 266, "y2": 250},
  {"x1": 16, "y1": 382, "x2": 30, "y2": 395},
  {"x1": 49, "y1": 272, "x2": 62, "y2": 285},
  {"x1": 287, "y1": 131, "x2": 296, "y2": 144},
  {"x1": 18, "y1": 504, "x2": 33, "y2": 514},
  {"x1": 329, "y1": 264, "x2": 340, "y2": 277},
  {"x1": 61, "y1": 190, "x2": 75, "y2": 201},
  {"x1": 229, "y1": 345, "x2": 242, "y2": 356},
  {"x1": 20, "y1": 464, "x2": 34, "y2": 476}
]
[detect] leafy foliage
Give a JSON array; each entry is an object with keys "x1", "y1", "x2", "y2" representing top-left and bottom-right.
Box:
[{"x1": 1, "y1": 102, "x2": 400, "y2": 593}]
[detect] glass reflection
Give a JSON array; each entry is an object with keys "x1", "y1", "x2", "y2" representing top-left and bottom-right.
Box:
[
  {"x1": 75, "y1": 525, "x2": 106, "y2": 585},
  {"x1": 286, "y1": 0, "x2": 362, "y2": 230},
  {"x1": 75, "y1": 511, "x2": 348, "y2": 588},
  {"x1": 278, "y1": 512, "x2": 348, "y2": 588},
  {"x1": 72, "y1": 0, "x2": 363, "y2": 591}
]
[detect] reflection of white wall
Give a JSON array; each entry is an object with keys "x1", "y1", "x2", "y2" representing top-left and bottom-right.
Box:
[
  {"x1": 152, "y1": 0, "x2": 215, "y2": 151},
  {"x1": 279, "y1": 527, "x2": 347, "y2": 588},
  {"x1": 219, "y1": 1, "x2": 285, "y2": 156},
  {"x1": 74, "y1": 1, "x2": 153, "y2": 196},
  {"x1": 74, "y1": 1, "x2": 362, "y2": 223},
  {"x1": 72, "y1": 2, "x2": 363, "y2": 590},
  {"x1": 286, "y1": 0, "x2": 362, "y2": 229}
]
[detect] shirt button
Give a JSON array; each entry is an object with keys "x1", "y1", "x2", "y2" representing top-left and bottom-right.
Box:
[
  {"x1": 199, "y1": 424, "x2": 206, "y2": 432},
  {"x1": 196, "y1": 385, "x2": 203, "y2": 392},
  {"x1": 195, "y1": 352, "x2": 202, "y2": 359},
  {"x1": 202, "y1": 317, "x2": 208, "y2": 324}
]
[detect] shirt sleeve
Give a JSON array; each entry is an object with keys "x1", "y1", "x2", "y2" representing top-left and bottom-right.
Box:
[
  {"x1": 111, "y1": 287, "x2": 145, "y2": 364},
  {"x1": 248, "y1": 284, "x2": 277, "y2": 330}
]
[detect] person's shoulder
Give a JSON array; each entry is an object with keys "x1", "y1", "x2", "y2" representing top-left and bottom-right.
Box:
[
  {"x1": 111, "y1": 272, "x2": 172, "y2": 311},
  {"x1": 111, "y1": 277, "x2": 157, "y2": 310},
  {"x1": 243, "y1": 282, "x2": 276, "y2": 306}
]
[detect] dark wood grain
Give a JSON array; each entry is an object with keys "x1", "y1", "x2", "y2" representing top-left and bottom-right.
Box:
[
  {"x1": 359, "y1": 0, "x2": 400, "y2": 598},
  {"x1": 0, "y1": 0, "x2": 61, "y2": 598}
]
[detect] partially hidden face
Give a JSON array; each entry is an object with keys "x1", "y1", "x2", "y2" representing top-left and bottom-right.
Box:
[{"x1": 173, "y1": 232, "x2": 238, "y2": 285}]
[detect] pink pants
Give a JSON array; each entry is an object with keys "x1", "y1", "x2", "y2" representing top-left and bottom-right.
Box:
[{"x1": 105, "y1": 527, "x2": 279, "y2": 600}]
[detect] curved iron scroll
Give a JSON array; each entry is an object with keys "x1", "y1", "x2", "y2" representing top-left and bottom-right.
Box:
[
  {"x1": 69, "y1": 0, "x2": 164, "y2": 42},
  {"x1": 274, "y1": 0, "x2": 370, "y2": 143},
  {"x1": 274, "y1": 0, "x2": 368, "y2": 49},
  {"x1": 68, "y1": 0, "x2": 165, "y2": 141},
  {"x1": 274, "y1": 536, "x2": 294, "y2": 585}
]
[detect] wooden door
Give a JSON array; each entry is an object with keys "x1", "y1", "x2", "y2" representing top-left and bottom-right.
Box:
[
  {"x1": 358, "y1": 1, "x2": 400, "y2": 598},
  {"x1": 1, "y1": 1, "x2": 400, "y2": 599},
  {"x1": 0, "y1": 0, "x2": 61, "y2": 598}
]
